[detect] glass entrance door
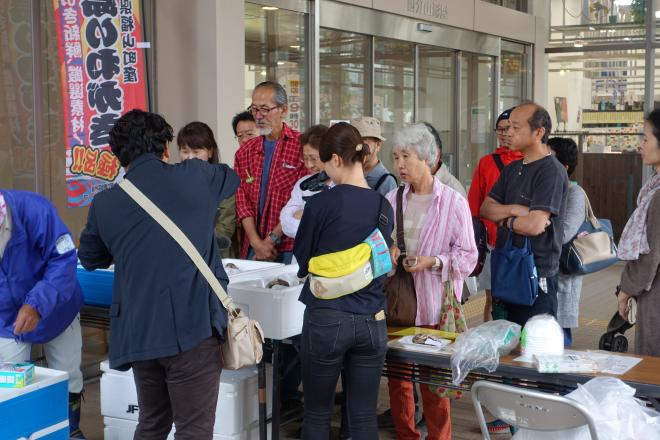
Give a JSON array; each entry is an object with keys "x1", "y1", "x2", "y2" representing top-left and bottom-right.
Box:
[
  {"x1": 317, "y1": 28, "x2": 497, "y2": 188},
  {"x1": 373, "y1": 38, "x2": 415, "y2": 173},
  {"x1": 460, "y1": 53, "x2": 495, "y2": 187},
  {"x1": 418, "y1": 46, "x2": 456, "y2": 173}
]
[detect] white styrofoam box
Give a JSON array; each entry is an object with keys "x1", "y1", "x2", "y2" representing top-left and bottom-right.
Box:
[
  {"x1": 104, "y1": 417, "x2": 271, "y2": 440},
  {"x1": 224, "y1": 259, "x2": 284, "y2": 284},
  {"x1": 228, "y1": 264, "x2": 306, "y2": 340},
  {"x1": 0, "y1": 367, "x2": 69, "y2": 440},
  {"x1": 100, "y1": 360, "x2": 272, "y2": 435}
]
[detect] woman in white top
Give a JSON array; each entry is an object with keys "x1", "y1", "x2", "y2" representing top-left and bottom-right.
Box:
[{"x1": 281, "y1": 124, "x2": 331, "y2": 238}]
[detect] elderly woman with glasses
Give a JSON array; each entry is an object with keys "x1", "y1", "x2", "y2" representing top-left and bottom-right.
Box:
[{"x1": 385, "y1": 123, "x2": 478, "y2": 440}]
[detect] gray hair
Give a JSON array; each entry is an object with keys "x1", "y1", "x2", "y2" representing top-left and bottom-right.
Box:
[
  {"x1": 392, "y1": 123, "x2": 439, "y2": 167},
  {"x1": 255, "y1": 81, "x2": 288, "y2": 106}
]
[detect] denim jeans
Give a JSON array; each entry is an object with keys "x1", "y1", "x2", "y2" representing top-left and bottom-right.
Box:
[{"x1": 301, "y1": 308, "x2": 387, "y2": 440}]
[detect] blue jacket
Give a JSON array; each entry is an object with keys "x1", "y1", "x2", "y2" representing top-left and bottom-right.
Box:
[
  {"x1": 0, "y1": 190, "x2": 83, "y2": 343},
  {"x1": 78, "y1": 154, "x2": 239, "y2": 371}
]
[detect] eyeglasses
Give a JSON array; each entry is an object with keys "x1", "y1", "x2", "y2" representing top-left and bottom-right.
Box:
[
  {"x1": 248, "y1": 105, "x2": 280, "y2": 116},
  {"x1": 494, "y1": 127, "x2": 510, "y2": 134}
]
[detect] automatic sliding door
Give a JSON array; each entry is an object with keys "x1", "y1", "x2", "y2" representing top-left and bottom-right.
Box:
[
  {"x1": 460, "y1": 53, "x2": 495, "y2": 189},
  {"x1": 319, "y1": 29, "x2": 370, "y2": 125},
  {"x1": 374, "y1": 38, "x2": 415, "y2": 173},
  {"x1": 418, "y1": 46, "x2": 456, "y2": 173}
]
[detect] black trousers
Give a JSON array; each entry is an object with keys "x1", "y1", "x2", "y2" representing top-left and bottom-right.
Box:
[
  {"x1": 301, "y1": 308, "x2": 387, "y2": 440},
  {"x1": 500, "y1": 275, "x2": 559, "y2": 327},
  {"x1": 132, "y1": 335, "x2": 223, "y2": 440}
]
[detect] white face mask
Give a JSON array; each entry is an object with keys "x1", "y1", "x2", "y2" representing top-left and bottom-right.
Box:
[{"x1": 0, "y1": 193, "x2": 6, "y2": 228}]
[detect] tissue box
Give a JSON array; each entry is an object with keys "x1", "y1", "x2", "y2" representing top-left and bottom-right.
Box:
[{"x1": 0, "y1": 363, "x2": 35, "y2": 388}]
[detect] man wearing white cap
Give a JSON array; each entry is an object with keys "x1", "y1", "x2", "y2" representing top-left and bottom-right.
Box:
[{"x1": 351, "y1": 116, "x2": 398, "y2": 196}]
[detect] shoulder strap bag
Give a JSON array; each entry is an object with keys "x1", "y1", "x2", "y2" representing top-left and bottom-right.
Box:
[
  {"x1": 491, "y1": 230, "x2": 539, "y2": 307},
  {"x1": 118, "y1": 179, "x2": 264, "y2": 370},
  {"x1": 384, "y1": 186, "x2": 418, "y2": 326},
  {"x1": 559, "y1": 193, "x2": 618, "y2": 275}
]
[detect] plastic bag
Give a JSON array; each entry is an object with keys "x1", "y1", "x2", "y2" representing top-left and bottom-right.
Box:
[
  {"x1": 512, "y1": 376, "x2": 660, "y2": 440},
  {"x1": 450, "y1": 320, "x2": 521, "y2": 385}
]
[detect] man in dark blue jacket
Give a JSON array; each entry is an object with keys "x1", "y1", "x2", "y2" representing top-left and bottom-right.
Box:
[
  {"x1": 0, "y1": 189, "x2": 85, "y2": 438},
  {"x1": 78, "y1": 109, "x2": 240, "y2": 439}
]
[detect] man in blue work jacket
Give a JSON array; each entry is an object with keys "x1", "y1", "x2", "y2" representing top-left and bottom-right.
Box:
[
  {"x1": 0, "y1": 189, "x2": 85, "y2": 439},
  {"x1": 79, "y1": 109, "x2": 240, "y2": 439}
]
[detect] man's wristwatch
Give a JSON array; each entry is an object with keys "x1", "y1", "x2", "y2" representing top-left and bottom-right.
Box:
[
  {"x1": 432, "y1": 256, "x2": 442, "y2": 269},
  {"x1": 268, "y1": 231, "x2": 282, "y2": 246}
]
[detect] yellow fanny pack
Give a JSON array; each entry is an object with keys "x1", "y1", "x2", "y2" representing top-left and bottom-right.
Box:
[
  {"x1": 308, "y1": 243, "x2": 372, "y2": 278},
  {"x1": 307, "y1": 227, "x2": 392, "y2": 300}
]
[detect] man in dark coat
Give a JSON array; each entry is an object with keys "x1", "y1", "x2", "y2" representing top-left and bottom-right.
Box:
[{"x1": 79, "y1": 109, "x2": 239, "y2": 439}]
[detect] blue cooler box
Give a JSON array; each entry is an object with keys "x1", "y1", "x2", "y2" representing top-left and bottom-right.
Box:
[
  {"x1": 77, "y1": 265, "x2": 114, "y2": 307},
  {"x1": 0, "y1": 367, "x2": 69, "y2": 439}
]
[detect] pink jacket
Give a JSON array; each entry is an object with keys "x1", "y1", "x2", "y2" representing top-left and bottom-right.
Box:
[{"x1": 386, "y1": 178, "x2": 478, "y2": 326}]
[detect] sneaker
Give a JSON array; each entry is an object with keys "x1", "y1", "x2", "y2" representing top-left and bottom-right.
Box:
[{"x1": 487, "y1": 419, "x2": 511, "y2": 435}]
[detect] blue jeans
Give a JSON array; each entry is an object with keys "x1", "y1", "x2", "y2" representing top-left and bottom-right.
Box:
[{"x1": 301, "y1": 308, "x2": 387, "y2": 440}]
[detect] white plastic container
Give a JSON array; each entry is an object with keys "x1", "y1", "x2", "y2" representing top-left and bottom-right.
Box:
[
  {"x1": 100, "y1": 361, "x2": 272, "y2": 435},
  {"x1": 520, "y1": 314, "x2": 564, "y2": 362},
  {"x1": 0, "y1": 367, "x2": 69, "y2": 440},
  {"x1": 228, "y1": 265, "x2": 306, "y2": 340},
  {"x1": 223, "y1": 259, "x2": 284, "y2": 284},
  {"x1": 103, "y1": 417, "x2": 269, "y2": 440}
]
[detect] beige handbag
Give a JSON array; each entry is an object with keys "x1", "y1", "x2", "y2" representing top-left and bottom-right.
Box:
[
  {"x1": 559, "y1": 193, "x2": 618, "y2": 275},
  {"x1": 119, "y1": 179, "x2": 264, "y2": 370}
]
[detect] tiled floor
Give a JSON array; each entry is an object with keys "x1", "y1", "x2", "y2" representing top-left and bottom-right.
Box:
[{"x1": 79, "y1": 263, "x2": 627, "y2": 439}]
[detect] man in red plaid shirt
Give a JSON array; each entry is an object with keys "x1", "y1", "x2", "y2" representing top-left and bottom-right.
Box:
[{"x1": 234, "y1": 81, "x2": 308, "y2": 262}]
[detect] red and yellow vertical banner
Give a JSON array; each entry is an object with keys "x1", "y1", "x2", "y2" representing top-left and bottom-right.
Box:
[{"x1": 53, "y1": 0, "x2": 148, "y2": 207}]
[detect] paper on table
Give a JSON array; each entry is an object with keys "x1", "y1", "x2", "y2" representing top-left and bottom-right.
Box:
[
  {"x1": 388, "y1": 336, "x2": 453, "y2": 355},
  {"x1": 584, "y1": 351, "x2": 642, "y2": 375},
  {"x1": 388, "y1": 327, "x2": 458, "y2": 340}
]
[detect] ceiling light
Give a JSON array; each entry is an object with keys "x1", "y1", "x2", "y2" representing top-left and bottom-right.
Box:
[
  {"x1": 289, "y1": 45, "x2": 300, "y2": 49},
  {"x1": 261, "y1": 6, "x2": 279, "y2": 11},
  {"x1": 277, "y1": 61, "x2": 285, "y2": 66},
  {"x1": 589, "y1": 26, "x2": 596, "y2": 31},
  {"x1": 574, "y1": 41, "x2": 584, "y2": 48},
  {"x1": 656, "y1": 10, "x2": 660, "y2": 19},
  {"x1": 560, "y1": 69, "x2": 566, "y2": 76},
  {"x1": 261, "y1": 70, "x2": 267, "y2": 75},
  {"x1": 624, "y1": 37, "x2": 631, "y2": 41}
]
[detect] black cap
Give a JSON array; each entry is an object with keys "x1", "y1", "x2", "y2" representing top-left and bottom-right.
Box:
[{"x1": 496, "y1": 107, "x2": 515, "y2": 128}]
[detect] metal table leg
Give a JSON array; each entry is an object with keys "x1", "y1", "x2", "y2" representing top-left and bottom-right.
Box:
[
  {"x1": 258, "y1": 354, "x2": 268, "y2": 440},
  {"x1": 272, "y1": 339, "x2": 281, "y2": 440}
]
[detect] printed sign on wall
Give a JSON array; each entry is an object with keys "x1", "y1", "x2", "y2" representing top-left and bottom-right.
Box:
[{"x1": 54, "y1": 0, "x2": 148, "y2": 207}]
